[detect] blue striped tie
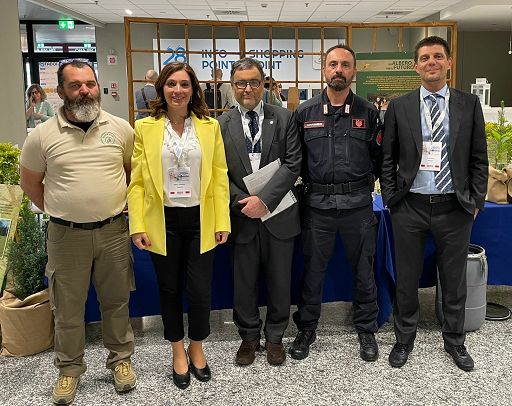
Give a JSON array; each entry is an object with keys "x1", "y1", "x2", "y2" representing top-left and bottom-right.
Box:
[{"x1": 427, "y1": 94, "x2": 452, "y2": 193}]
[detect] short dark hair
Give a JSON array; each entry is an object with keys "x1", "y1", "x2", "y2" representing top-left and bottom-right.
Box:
[
  {"x1": 414, "y1": 36, "x2": 451, "y2": 62},
  {"x1": 324, "y1": 44, "x2": 356, "y2": 67},
  {"x1": 57, "y1": 60, "x2": 98, "y2": 89},
  {"x1": 230, "y1": 57, "x2": 265, "y2": 82},
  {"x1": 151, "y1": 62, "x2": 209, "y2": 119}
]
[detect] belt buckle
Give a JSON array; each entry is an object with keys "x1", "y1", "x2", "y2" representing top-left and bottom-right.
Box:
[
  {"x1": 81, "y1": 222, "x2": 95, "y2": 230},
  {"x1": 429, "y1": 195, "x2": 440, "y2": 204},
  {"x1": 326, "y1": 184, "x2": 335, "y2": 194}
]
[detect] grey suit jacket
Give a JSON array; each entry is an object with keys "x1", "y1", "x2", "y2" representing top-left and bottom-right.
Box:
[
  {"x1": 135, "y1": 84, "x2": 157, "y2": 119},
  {"x1": 218, "y1": 103, "x2": 302, "y2": 243},
  {"x1": 381, "y1": 87, "x2": 488, "y2": 214}
]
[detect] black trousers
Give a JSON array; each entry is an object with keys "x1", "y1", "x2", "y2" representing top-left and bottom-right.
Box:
[
  {"x1": 231, "y1": 222, "x2": 294, "y2": 343},
  {"x1": 150, "y1": 206, "x2": 214, "y2": 342},
  {"x1": 390, "y1": 194, "x2": 473, "y2": 346},
  {"x1": 293, "y1": 204, "x2": 379, "y2": 333}
]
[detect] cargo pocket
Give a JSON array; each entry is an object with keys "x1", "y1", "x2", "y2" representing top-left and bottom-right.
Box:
[
  {"x1": 45, "y1": 266, "x2": 56, "y2": 311},
  {"x1": 360, "y1": 213, "x2": 378, "y2": 256}
]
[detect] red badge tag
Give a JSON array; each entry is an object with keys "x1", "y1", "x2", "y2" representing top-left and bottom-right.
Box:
[
  {"x1": 352, "y1": 118, "x2": 366, "y2": 129},
  {"x1": 304, "y1": 121, "x2": 325, "y2": 129}
]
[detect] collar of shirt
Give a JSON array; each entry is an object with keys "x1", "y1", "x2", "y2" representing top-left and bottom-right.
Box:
[
  {"x1": 321, "y1": 88, "x2": 354, "y2": 116},
  {"x1": 420, "y1": 83, "x2": 448, "y2": 100},
  {"x1": 238, "y1": 100, "x2": 264, "y2": 119}
]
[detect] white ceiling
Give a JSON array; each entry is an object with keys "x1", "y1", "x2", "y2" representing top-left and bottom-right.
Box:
[{"x1": 19, "y1": 0, "x2": 512, "y2": 31}]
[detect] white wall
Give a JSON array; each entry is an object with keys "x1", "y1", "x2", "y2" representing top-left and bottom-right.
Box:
[{"x1": 0, "y1": 0, "x2": 27, "y2": 146}]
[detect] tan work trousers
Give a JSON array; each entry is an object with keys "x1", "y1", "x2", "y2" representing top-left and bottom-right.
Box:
[{"x1": 45, "y1": 216, "x2": 135, "y2": 377}]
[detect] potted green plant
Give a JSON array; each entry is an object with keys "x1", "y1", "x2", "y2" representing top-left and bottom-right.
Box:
[
  {"x1": 485, "y1": 101, "x2": 512, "y2": 170},
  {"x1": 0, "y1": 143, "x2": 53, "y2": 357},
  {"x1": 485, "y1": 102, "x2": 512, "y2": 203}
]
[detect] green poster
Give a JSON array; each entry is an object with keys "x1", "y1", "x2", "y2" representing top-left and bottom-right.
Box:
[{"x1": 356, "y1": 52, "x2": 421, "y2": 107}]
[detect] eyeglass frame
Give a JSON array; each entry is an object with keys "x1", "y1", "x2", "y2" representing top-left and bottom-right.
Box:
[{"x1": 233, "y1": 80, "x2": 262, "y2": 90}]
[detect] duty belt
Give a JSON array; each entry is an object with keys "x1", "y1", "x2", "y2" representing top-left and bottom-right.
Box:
[
  {"x1": 307, "y1": 177, "x2": 370, "y2": 195},
  {"x1": 50, "y1": 212, "x2": 124, "y2": 230}
]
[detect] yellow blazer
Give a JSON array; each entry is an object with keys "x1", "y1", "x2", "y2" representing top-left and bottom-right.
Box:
[{"x1": 128, "y1": 113, "x2": 231, "y2": 255}]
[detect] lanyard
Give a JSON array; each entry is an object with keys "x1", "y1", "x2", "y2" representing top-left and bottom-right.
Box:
[
  {"x1": 239, "y1": 108, "x2": 262, "y2": 153},
  {"x1": 420, "y1": 88, "x2": 450, "y2": 139},
  {"x1": 164, "y1": 117, "x2": 192, "y2": 162}
]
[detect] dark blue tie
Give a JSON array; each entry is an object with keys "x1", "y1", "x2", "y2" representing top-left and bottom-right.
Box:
[{"x1": 245, "y1": 111, "x2": 261, "y2": 153}]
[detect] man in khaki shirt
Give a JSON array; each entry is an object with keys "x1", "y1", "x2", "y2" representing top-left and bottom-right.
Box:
[{"x1": 20, "y1": 60, "x2": 136, "y2": 405}]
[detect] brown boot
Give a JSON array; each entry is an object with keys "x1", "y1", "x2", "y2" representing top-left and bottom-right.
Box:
[
  {"x1": 265, "y1": 341, "x2": 286, "y2": 365},
  {"x1": 235, "y1": 339, "x2": 260, "y2": 366}
]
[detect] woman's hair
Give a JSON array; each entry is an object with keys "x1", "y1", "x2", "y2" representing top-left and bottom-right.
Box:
[
  {"x1": 150, "y1": 62, "x2": 209, "y2": 119},
  {"x1": 26, "y1": 84, "x2": 47, "y2": 101}
]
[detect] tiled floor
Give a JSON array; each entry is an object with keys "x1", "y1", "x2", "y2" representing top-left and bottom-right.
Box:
[{"x1": 1, "y1": 286, "x2": 511, "y2": 405}]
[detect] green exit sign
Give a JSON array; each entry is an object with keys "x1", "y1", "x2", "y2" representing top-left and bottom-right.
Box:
[
  {"x1": 83, "y1": 43, "x2": 91, "y2": 48},
  {"x1": 58, "y1": 20, "x2": 75, "y2": 30}
]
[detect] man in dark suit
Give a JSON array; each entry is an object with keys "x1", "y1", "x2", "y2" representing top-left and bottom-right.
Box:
[
  {"x1": 381, "y1": 36, "x2": 488, "y2": 371},
  {"x1": 135, "y1": 69, "x2": 158, "y2": 119},
  {"x1": 218, "y1": 57, "x2": 301, "y2": 366}
]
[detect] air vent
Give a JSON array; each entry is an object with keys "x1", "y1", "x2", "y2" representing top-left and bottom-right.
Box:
[
  {"x1": 377, "y1": 10, "x2": 413, "y2": 16},
  {"x1": 214, "y1": 10, "x2": 248, "y2": 16}
]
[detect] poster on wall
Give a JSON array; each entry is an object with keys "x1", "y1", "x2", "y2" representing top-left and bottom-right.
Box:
[
  {"x1": 38, "y1": 62, "x2": 63, "y2": 113},
  {"x1": 0, "y1": 184, "x2": 24, "y2": 292},
  {"x1": 153, "y1": 39, "x2": 343, "y2": 84},
  {"x1": 355, "y1": 52, "x2": 421, "y2": 111}
]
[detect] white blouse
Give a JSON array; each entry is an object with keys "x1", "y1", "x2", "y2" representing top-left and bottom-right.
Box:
[{"x1": 161, "y1": 117, "x2": 202, "y2": 207}]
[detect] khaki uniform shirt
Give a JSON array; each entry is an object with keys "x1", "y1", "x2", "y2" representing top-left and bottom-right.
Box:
[{"x1": 20, "y1": 107, "x2": 134, "y2": 222}]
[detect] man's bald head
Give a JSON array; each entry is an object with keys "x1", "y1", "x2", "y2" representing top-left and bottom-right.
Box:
[{"x1": 145, "y1": 69, "x2": 158, "y2": 82}]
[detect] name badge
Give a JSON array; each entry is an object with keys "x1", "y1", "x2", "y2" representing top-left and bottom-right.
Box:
[
  {"x1": 249, "y1": 152, "x2": 261, "y2": 173},
  {"x1": 304, "y1": 121, "x2": 325, "y2": 129},
  {"x1": 168, "y1": 166, "x2": 191, "y2": 198},
  {"x1": 419, "y1": 141, "x2": 442, "y2": 171}
]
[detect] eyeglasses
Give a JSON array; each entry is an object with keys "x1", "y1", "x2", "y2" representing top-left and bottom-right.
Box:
[
  {"x1": 233, "y1": 80, "x2": 262, "y2": 90},
  {"x1": 59, "y1": 58, "x2": 91, "y2": 67},
  {"x1": 30, "y1": 90, "x2": 40, "y2": 94}
]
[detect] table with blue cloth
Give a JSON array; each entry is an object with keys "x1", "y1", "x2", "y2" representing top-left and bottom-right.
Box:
[{"x1": 84, "y1": 198, "x2": 511, "y2": 326}]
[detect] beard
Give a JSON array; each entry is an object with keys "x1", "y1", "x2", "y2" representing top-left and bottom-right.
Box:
[
  {"x1": 63, "y1": 92, "x2": 101, "y2": 122},
  {"x1": 326, "y1": 74, "x2": 353, "y2": 91}
]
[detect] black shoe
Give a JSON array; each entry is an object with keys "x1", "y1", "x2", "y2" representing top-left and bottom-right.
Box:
[
  {"x1": 172, "y1": 368, "x2": 190, "y2": 390},
  {"x1": 289, "y1": 330, "x2": 316, "y2": 360},
  {"x1": 187, "y1": 349, "x2": 212, "y2": 382},
  {"x1": 358, "y1": 332, "x2": 378, "y2": 362},
  {"x1": 444, "y1": 344, "x2": 474, "y2": 371},
  {"x1": 388, "y1": 342, "x2": 414, "y2": 368}
]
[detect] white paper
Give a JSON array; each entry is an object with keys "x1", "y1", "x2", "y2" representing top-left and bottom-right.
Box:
[{"x1": 242, "y1": 158, "x2": 297, "y2": 222}]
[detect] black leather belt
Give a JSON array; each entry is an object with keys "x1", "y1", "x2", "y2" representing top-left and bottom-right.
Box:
[
  {"x1": 308, "y1": 177, "x2": 370, "y2": 195},
  {"x1": 408, "y1": 193, "x2": 457, "y2": 204},
  {"x1": 50, "y1": 213, "x2": 124, "y2": 230}
]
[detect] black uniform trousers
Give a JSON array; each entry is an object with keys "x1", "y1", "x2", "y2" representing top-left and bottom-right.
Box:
[
  {"x1": 149, "y1": 206, "x2": 214, "y2": 342},
  {"x1": 231, "y1": 222, "x2": 294, "y2": 344},
  {"x1": 293, "y1": 203, "x2": 379, "y2": 333},
  {"x1": 390, "y1": 193, "x2": 473, "y2": 346}
]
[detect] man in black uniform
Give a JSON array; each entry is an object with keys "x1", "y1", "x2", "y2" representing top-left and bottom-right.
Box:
[{"x1": 290, "y1": 44, "x2": 382, "y2": 362}]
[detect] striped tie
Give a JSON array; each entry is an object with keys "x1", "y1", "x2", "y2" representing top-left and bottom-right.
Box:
[{"x1": 427, "y1": 94, "x2": 452, "y2": 193}]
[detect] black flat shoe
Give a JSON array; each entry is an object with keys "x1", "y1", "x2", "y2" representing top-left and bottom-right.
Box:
[
  {"x1": 187, "y1": 349, "x2": 211, "y2": 382},
  {"x1": 172, "y1": 368, "x2": 190, "y2": 389}
]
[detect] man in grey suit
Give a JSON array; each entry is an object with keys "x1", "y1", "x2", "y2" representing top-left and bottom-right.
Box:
[
  {"x1": 135, "y1": 69, "x2": 158, "y2": 119},
  {"x1": 381, "y1": 36, "x2": 488, "y2": 371},
  {"x1": 218, "y1": 58, "x2": 301, "y2": 366}
]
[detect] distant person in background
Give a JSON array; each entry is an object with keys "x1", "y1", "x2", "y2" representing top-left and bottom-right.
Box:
[
  {"x1": 278, "y1": 83, "x2": 286, "y2": 101},
  {"x1": 263, "y1": 77, "x2": 283, "y2": 107},
  {"x1": 25, "y1": 84, "x2": 54, "y2": 128},
  {"x1": 201, "y1": 68, "x2": 237, "y2": 113},
  {"x1": 135, "y1": 69, "x2": 158, "y2": 119}
]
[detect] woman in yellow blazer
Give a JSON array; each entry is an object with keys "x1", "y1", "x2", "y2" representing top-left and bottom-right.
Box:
[{"x1": 128, "y1": 62, "x2": 230, "y2": 389}]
